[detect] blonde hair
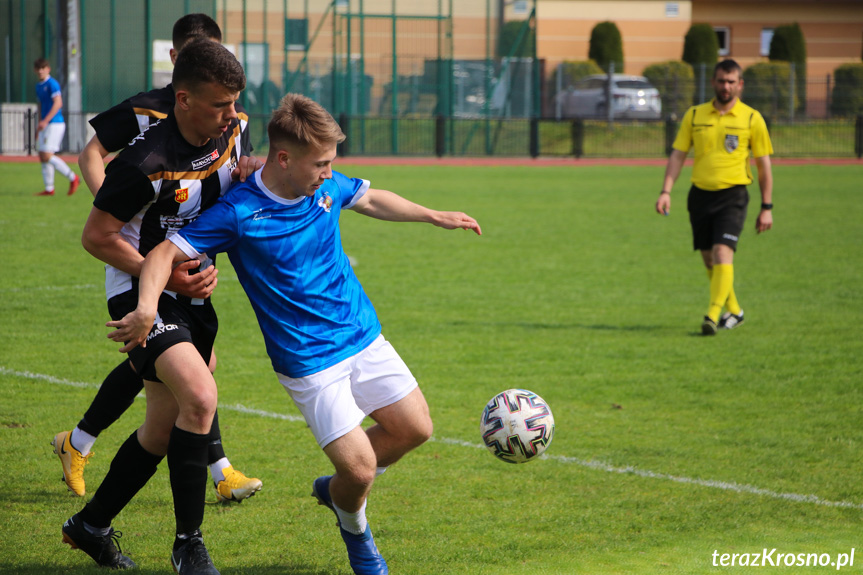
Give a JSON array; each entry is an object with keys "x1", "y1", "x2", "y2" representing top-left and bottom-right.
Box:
[{"x1": 268, "y1": 93, "x2": 345, "y2": 152}]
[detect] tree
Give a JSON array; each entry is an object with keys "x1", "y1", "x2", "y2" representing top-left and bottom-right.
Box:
[
  {"x1": 550, "y1": 60, "x2": 605, "y2": 90},
  {"x1": 588, "y1": 21, "x2": 624, "y2": 74},
  {"x1": 769, "y1": 22, "x2": 807, "y2": 115},
  {"x1": 830, "y1": 63, "x2": 863, "y2": 117},
  {"x1": 742, "y1": 62, "x2": 796, "y2": 121},
  {"x1": 682, "y1": 23, "x2": 719, "y2": 68},
  {"x1": 498, "y1": 20, "x2": 535, "y2": 59},
  {"x1": 642, "y1": 61, "x2": 695, "y2": 119}
]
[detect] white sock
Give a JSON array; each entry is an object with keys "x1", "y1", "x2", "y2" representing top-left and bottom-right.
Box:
[
  {"x1": 334, "y1": 499, "x2": 368, "y2": 535},
  {"x1": 209, "y1": 457, "x2": 231, "y2": 483},
  {"x1": 41, "y1": 162, "x2": 55, "y2": 191},
  {"x1": 49, "y1": 155, "x2": 75, "y2": 179},
  {"x1": 70, "y1": 427, "x2": 97, "y2": 456},
  {"x1": 376, "y1": 467, "x2": 388, "y2": 477}
]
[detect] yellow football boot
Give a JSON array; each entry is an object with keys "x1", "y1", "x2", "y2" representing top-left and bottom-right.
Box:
[
  {"x1": 214, "y1": 465, "x2": 262, "y2": 502},
  {"x1": 52, "y1": 430, "x2": 93, "y2": 497}
]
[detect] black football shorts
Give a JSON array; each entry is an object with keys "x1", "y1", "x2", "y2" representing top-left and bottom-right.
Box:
[
  {"x1": 687, "y1": 184, "x2": 749, "y2": 252},
  {"x1": 107, "y1": 290, "x2": 217, "y2": 382}
]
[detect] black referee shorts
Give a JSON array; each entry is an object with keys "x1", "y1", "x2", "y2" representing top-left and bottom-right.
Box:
[
  {"x1": 108, "y1": 291, "x2": 218, "y2": 382},
  {"x1": 687, "y1": 184, "x2": 749, "y2": 252}
]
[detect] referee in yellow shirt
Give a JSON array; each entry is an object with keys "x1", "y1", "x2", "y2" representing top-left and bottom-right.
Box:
[{"x1": 656, "y1": 59, "x2": 774, "y2": 335}]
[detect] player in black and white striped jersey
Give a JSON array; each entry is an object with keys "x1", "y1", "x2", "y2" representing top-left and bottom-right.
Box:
[
  {"x1": 61, "y1": 40, "x2": 256, "y2": 574},
  {"x1": 53, "y1": 13, "x2": 261, "y2": 508}
]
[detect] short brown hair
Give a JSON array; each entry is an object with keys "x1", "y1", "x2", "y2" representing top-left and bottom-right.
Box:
[
  {"x1": 33, "y1": 58, "x2": 50, "y2": 69},
  {"x1": 714, "y1": 59, "x2": 742, "y2": 78},
  {"x1": 268, "y1": 93, "x2": 345, "y2": 152},
  {"x1": 173, "y1": 13, "x2": 222, "y2": 51},
  {"x1": 172, "y1": 39, "x2": 245, "y2": 94}
]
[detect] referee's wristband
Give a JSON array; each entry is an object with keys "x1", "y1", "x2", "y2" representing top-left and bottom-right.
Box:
[
  {"x1": 761, "y1": 203, "x2": 773, "y2": 210},
  {"x1": 659, "y1": 190, "x2": 670, "y2": 195}
]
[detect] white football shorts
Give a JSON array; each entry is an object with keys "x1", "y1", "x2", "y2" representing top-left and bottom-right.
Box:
[
  {"x1": 37, "y1": 122, "x2": 66, "y2": 153},
  {"x1": 276, "y1": 334, "x2": 418, "y2": 449}
]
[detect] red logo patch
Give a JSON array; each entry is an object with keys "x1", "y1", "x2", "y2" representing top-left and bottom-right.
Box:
[{"x1": 175, "y1": 188, "x2": 189, "y2": 203}]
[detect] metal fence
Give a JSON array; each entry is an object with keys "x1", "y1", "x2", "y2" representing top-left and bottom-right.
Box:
[
  {"x1": 5, "y1": 108, "x2": 862, "y2": 159},
  {"x1": 547, "y1": 62, "x2": 863, "y2": 123},
  {"x1": 3, "y1": 1, "x2": 862, "y2": 158}
]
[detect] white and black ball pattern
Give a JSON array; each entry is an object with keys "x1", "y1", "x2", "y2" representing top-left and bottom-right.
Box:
[{"x1": 480, "y1": 389, "x2": 555, "y2": 464}]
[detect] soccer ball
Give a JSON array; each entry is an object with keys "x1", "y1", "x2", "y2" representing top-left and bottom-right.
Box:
[{"x1": 480, "y1": 389, "x2": 555, "y2": 464}]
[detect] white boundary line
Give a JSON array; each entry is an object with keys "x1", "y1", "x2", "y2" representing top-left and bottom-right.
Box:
[{"x1": 4, "y1": 365, "x2": 862, "y2": 511}]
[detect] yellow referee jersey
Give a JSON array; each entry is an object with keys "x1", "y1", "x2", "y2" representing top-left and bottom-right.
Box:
[{"x1": 673, "y1": 99, "x2": 774, "y2": 191}]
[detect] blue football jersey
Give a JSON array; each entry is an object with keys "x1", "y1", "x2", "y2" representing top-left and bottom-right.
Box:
[
  {"x1": 171, "y1": 169, "x2": 381, "y2": 377},
  {"x1": 36, "y1": 76, "x2": 64, "y2": 123}
]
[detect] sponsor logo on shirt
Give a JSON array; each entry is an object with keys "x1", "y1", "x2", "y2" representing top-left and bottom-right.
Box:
[
  {"x1": 192, "y1": 149, "x2": 220, "y2": 170},
  {"x1": 160, "y1": 214, "x2": 197, "y2": 236},
  {"x1": 252, "y1": 209, "x2": 271, "y2": 221},
  {"x1": 175, "y1": 188, "x2": 189, "y2": 203}
]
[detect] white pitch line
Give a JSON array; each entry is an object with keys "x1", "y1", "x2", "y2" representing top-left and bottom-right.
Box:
[
  {"x1": 4, "y1": 365, "x2": 862, "y2": 511},
  {"x1": 433, "y1": 437, "x2": 863, "y2": 510}
]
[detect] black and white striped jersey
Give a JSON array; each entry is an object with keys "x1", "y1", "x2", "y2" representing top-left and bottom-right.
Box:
[
  {"x1": 88, "y1": 86, "x2": 176, "y2": 153},
  {"x1": 93, "y1": 110, "x2": 250, "y2": 299},
  {"x1": 88, "y1": 83, "x2": 252, "y2": 154}
]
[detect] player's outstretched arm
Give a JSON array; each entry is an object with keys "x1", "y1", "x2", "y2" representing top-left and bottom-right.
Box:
[
  {"x1": 106, "y1": 240, "x2": 189, "y2": 353},
  {"x1": 351, "y1": 187, "x2": 482, "y2": 235}
]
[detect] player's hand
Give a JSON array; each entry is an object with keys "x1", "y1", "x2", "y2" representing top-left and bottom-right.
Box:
[
  {"x1": 165, "y1": 259, "x2": 219, "y2": 299},
  {"x1": 756, "y1": 209, "x2": 773, "y2": 234},
  {"x1": 37, "y1": 119, "x2": 48, "y2": 134},
  {"x1": 656, "y1": 193, "x2": 671, "y2": 216},
  {"x1": 231, "y1": 156, "x2": 264, "y2": 182},
  {"x1": 433, "y1": 211, "x2": 482, "y2": 235},
  {"x1": 106, "y1": 308, "x2": 157, "y2": 353}
]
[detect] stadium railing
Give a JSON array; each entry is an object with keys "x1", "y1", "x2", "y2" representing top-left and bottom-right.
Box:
[{"x1": 2, "y1": 110, "x2": 861, "y2": 159}]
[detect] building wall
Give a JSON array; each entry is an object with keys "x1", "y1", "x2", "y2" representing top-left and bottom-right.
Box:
[
  {"x1": 693, "y1": 0, "x2": 863, "y2": 78},
  {"x1": 537, "y1": 0, "x2": 693, "y2": 74},
  {"x1": 536, "y1": 0, "x2": 863, "y2": 80}
]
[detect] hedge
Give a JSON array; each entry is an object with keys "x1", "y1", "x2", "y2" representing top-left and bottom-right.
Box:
[{"x1": 642, "y1": 61, "x2": 695, "y2": 120}]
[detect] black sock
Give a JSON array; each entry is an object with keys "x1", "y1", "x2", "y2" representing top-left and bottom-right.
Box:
[
  {"x1": 168, "y1": 425, "x2": 209, "y2": 535},
  {"x1": 207, "y1": 410, "x2": 226, "y2": 465},
  {"x1": 80, "y1": 430, "x2": 162, "y2": 528},
  {"x1": 78, "y1": 361, "x2": 143, "y2": 436}
]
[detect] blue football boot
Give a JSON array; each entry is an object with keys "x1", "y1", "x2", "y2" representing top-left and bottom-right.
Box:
[{"x1": 312, "y1": 476, "x2": 388, "y2": 575}]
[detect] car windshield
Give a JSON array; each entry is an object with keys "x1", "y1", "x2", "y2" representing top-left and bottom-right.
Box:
[{"x1": 616, "y1": 80, "x2": 653, "y2": 90}]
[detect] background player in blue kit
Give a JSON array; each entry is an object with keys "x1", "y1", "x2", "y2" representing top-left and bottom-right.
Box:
[
  {"x1": 33, "y1": 58, "x2": 80, "y2": 196},
  {"x1": 106, "y1": 93, "x2": 482, "y2": 575}
]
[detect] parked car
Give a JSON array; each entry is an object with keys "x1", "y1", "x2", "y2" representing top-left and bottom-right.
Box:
[{"x1": 558, "y1": 74, "x2": 662, "y2": 120}]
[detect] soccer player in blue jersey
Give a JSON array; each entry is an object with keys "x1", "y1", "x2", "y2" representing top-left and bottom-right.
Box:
[
  {"x1": 33, "y1": 58, "x2": 80, "y2": 196},
  {"x1": 106, "y1": 93, "x2": 482, "y2": 575}
]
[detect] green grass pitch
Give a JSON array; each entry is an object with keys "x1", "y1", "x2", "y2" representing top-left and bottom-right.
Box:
[{"x1": 1, "y1": 160, "x2": 862, "y2": 574}]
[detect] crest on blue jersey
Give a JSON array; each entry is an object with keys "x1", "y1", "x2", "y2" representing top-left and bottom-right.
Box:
[
  {"x1": 724, "y1": 133, "x2": 739, "y2": 153},
  {"x1": 317, "y1": 192, "x2": 333, "y2": 213}
]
